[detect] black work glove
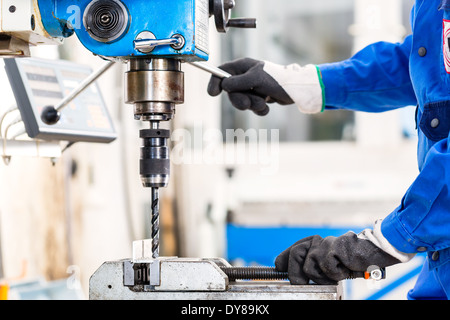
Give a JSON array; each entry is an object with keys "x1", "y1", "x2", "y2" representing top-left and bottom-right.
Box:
[
  {"x1": 275, "y1": 232, "x2": 402, "y2": 285},
  {"x1": 207, "y1": 58, "x2": 294, "y2": 116}
]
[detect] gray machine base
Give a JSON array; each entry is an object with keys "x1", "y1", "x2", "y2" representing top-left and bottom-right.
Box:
[{"x1": 89, "y1": 259, "x2": 343, "y2": 300}]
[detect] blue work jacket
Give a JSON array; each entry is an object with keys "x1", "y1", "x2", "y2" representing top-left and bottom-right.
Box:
[{"x1": 318, "y1": 0, "x2": 450, "y2": 299}]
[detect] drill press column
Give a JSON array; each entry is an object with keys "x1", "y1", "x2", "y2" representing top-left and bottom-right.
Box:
[{"x1": 125, "y1": 58, "x2": 184, "y2": 258}]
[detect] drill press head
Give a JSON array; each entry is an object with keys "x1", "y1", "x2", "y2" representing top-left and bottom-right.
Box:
[
  {"x1": 36, "y1": 0, "x2": 255, "y2": 188},
  {"x1": 39, "y1": 0, "x2": 255, "y2": 59}
]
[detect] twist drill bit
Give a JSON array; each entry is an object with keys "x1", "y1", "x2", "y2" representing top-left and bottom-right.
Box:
[{"x1": 151, "y1": 187, "x2": 160, "y2": 258}]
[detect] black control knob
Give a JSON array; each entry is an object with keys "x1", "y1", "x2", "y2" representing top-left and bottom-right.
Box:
[
  {"x1": 227, "y1": 18, "x2": 257, "y2": 29},
  {"x1": 41, "y1": 106, "x2": 61, "y2": 125},
  {"x1": 209, "y1": 0, "x2": 256, "y2": 33}
]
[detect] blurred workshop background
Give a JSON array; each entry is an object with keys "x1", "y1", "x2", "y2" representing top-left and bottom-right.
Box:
[{"x1": 0, "y1": 0, "x2": 424, "y2": 300}]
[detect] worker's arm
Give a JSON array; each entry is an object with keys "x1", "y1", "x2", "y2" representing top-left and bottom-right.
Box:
[
  {"x1": 381, "y1": 133, "x2": 450, "y2": 255},
  {"x1": 319, "y1": 35, "x2": 417, "y2": 112},
  {"x1": 278, "y1": 132, "x2": 450, "y2": 285},
  {"x1": 208, "y1": 36, "x2": 417, "y2": 116}
]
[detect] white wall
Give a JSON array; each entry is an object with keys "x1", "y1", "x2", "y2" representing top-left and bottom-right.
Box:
[{"x1": 351, "y1": 0, "x2": 410, "y2": 147}]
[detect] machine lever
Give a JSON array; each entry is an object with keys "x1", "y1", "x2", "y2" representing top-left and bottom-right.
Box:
[
  {"x1": 40, "y1": 61, "x2": 115, "y2": 125},
  {"x1": 188, "y1": 62, "x2": 231, "y2": 79},
  {"x1": 227, "y1": 18, "x2": 257, "y2": 29},
  {"x1": 134, "y1": 34, "x2": 185, "y2": 53}
]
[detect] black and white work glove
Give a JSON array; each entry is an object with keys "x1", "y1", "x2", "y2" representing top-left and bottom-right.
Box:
[
  {"x1": 207, "y1": 58, "x2": 325, "y2": 116},
  {"x1": 275, "y1": 220, "x2": 415, "y2": 285}
]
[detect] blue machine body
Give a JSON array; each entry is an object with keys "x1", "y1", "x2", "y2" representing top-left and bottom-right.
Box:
[{"x1": 38, "y1": 0, "x2": 209, "y2": 61}]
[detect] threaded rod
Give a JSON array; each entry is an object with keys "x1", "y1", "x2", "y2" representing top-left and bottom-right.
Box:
[{"x1": 221, "y1": 267, "x2": 288, "y2": 281}]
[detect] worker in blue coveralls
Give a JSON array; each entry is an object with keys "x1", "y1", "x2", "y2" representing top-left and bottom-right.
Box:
[{"x1": 207, "y1": 0, "x2": 450, "y2": 300}]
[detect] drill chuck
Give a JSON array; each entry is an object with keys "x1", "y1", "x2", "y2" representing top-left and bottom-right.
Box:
[
  {"x1": 140, "y1": 129, "x2": 170, "y2": 188},
  {"x1": 125, "y1": 58, "x2": 183, "y2": 189}
]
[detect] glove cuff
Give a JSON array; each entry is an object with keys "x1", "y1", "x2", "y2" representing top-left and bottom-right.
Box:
[
  {"x1": 263, "y1": 62, "x2": 325, "y2": 114},
  {"x1": 358, "y1": 219, "x2": 416, "y2": 263}
]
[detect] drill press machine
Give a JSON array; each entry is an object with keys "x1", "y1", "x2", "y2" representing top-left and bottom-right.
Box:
[{"x1": 1, "y1": 0, "x2": 343, "y2": 300}]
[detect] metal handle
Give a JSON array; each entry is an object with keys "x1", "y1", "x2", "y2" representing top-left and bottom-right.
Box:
[
  {"x1": 134, "y1": 38, "x2": 178, "y2": 51},
  {"x1": 188, "y1": 61, "x2": 231, "y2": 79},
  {"x1": 227, "y1": 18, "x2": 257, "y2": 29},
  {"x1": 134, "y1": 34, "x2": 185, "y2": 53},
  {"x1": 56, "y1": 61, "x2": 115, "y2": 112},
  {"x1": 40, "y1": 61, "x2": 115, "y2": 125}
]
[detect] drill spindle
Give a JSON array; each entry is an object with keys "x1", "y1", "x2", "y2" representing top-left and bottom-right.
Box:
[{"x1": 127, "y1": 58, "x2": 183, "y2": 259}]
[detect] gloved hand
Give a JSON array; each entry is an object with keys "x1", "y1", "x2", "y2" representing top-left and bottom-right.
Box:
[
  {"x1": 207, "y1": 58, "x2": 325, "y2": 116},
  {"x1": 275, "y1": 221, "x2": 415, "y2": 285}
]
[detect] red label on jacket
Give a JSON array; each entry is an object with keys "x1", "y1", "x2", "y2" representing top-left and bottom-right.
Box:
[{"x1": 444, "y1": 19, "x2": 450, "y2": 73}]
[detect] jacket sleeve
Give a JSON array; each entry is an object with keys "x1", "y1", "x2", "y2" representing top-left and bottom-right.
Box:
[
  {"x1": 381, "y1": 133, "x2": 450, "y2": 254},
  {"x1": 318, "y1": 35, "x2": 417, "y2": 112}
]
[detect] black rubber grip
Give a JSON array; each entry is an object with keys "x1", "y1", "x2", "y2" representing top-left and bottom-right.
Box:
[{"x1": 140, "y1": 158, "x2": 170, "y2": 175}]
